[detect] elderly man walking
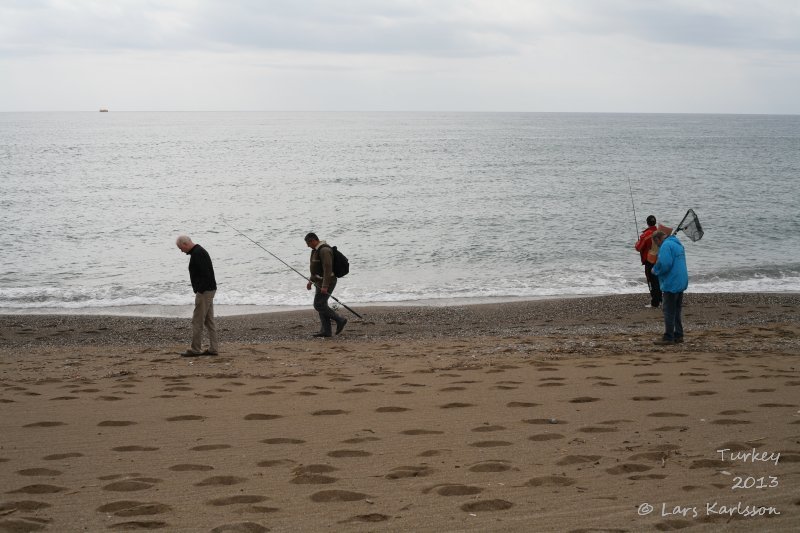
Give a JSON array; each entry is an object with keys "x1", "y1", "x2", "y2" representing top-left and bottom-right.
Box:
[
  {"x1": 176, "y1": 235, "x2": 219, "y2": 356},
  {"x1": 651, "y1": 231, "x2": 689, "y2": 345}
]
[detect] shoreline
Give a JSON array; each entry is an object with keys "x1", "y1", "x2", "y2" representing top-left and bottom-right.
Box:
[
  {"x1": 3, "y1": 289, "x2": 797, "y2": 319},
  {"x1": 1, "y1": 292, "x2": 798, "y2": 351}
]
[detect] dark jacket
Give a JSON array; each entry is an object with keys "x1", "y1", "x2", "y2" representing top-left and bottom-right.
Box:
[{"x1": 188, "y1": 244, "x2": 217, "y2": 293}]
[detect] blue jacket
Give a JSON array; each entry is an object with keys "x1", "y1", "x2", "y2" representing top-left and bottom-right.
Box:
[{"x1": 652, "y1": 235, "x2": 688, "y2": 293}]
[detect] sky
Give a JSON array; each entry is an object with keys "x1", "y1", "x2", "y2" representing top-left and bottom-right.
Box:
[{"x1": 1, "y1": 0, "x2": 799, "y2": 113}]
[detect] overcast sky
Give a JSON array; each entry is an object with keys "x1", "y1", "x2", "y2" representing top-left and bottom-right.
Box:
[{"x1": 1, "y1": 0, "x2": 799, "y2": 113}]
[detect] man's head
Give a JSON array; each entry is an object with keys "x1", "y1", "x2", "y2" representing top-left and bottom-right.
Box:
[
  {"x1": 176, "y1": 235, "x2": 194, "y2": 254},
  {"x1": 304, "y1": 232, "x2": 319, "y2": 249},
  {"x1": 646, "y1": 215, "x2": 657, "y2": 227},
  {"x1": 651, "y1": 231, "x2": 666, "y2": 247}
]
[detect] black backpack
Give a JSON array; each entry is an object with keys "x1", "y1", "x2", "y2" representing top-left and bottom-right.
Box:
[{"x1": 320, "y1": 244, "x2": 350, "y2": 278}]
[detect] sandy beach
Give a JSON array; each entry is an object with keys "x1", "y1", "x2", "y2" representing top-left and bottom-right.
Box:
[{"x1": 1, "y1": 293, "x2": 799, "y2": 532}]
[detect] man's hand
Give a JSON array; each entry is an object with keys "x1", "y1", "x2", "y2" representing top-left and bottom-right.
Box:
[
  {"x1": 306, "y1": 281, "x2": 312, "y2": 291},
  {"x1": 321, "y1": 287, "x2": 328, "y2": 295}
]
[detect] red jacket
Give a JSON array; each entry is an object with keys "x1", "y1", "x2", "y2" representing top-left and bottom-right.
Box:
[{"x1": 635, "y1": 226, "x2": 656, "y2": 265}]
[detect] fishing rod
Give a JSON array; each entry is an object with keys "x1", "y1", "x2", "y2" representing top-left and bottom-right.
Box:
[
  {"x1": 222, "y1": 218, "x2": 363, "y2": 319},
  {"x1": 626, "y1": 174, "x2": 640, "y2": 241}
]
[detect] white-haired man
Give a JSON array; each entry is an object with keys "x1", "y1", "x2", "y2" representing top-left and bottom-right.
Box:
[{"x1": 176, "y1": 235, "x2": 219, "y2": 356}]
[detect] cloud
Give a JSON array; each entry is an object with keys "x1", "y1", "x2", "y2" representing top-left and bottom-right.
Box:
[{"x1": 2, "y1": 0, "x2": 798, "y2": 59}]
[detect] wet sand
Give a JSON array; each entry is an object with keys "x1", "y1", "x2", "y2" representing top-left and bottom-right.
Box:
[{"x1": 1, "y1": 293, "x2": 799, "y2": 532}]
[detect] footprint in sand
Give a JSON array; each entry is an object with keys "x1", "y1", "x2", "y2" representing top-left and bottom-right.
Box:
[
  {"x1": 651, "y1": 426, "x2": 689, "y2": 432},
  {"x1": 108, "y1": 520, "x2": 170, "y2": 530},
  {"x1": 375, "y1": 406, "x2": 410, "y2": 413},
  {"x1": 569, "y1": 397, "x2": 600, "y2": 403},
  {"x1": 102, "y1": 479, "x2": 161, "y2": 492},
  {"x1": 327, "y1": 450, "x2": 371, "y2": 458},
  {"x1": 632, "y1": 396, "x2": 665, "y2": 401},
  {"x1": 341, "y1": 437, "x2": 381, "y2": 444},
  {"x1": 96, "y1": 501, "x2": 172, "y2": 517},
  {"x1": 526, "y1": 476, "x2": 576, "y2": 487},
  {"x1": 470, "y1": 440, "x2": 513, "y2": 448},
  {"x1": 687, "y1": 390, "x2": 717, "y2": 396},
  {"x1": 472, "y1": 425, "x2": 506, "y2": 432},
  {"x1": 42, "y1": 453, "x2": 82, "y2": 460},
  {"x1": 294, "y1": 465, "x2": 337, "y2": 475},
  {"x1": 310, "y1": 490, "x2": 370, "y2": 503},
  {"x1": 507, "y1": 402, "x2": 539, "y2": 408},
  {"x1": 195, "y1": 476, "x2": 247, "y2": 487},
  {"x1": 710, "y1": 419, "x2": 752, "y2": 425},
  {"x1": 291, "y1": 474, "x2": 338, "y2": 484},
  {"x1": 557, "y1": 455, "x2": 601, "y2": 466},
  {"x1": 424, "y1": 484, "x2": 483, "y2": 496},
  {"x1": 647, "y1": 412, "x2": 689, "y2": 418},
  {"x1": 244, "y1": 414, "x2": 283, "y2": 421},
  {"x1": 112, "y1": 446, "x2": 160, "y2": 452},
  {"x1": 166, "y1": 415, "x2": 206, "y2": 421},
  {"x1": 385, "y1": 466, "x2": 434, "y2": 479},
  {"x1": 342, "y1": 514, "x2": 390, "y2": 524},
  {"x1": 311, "y1": 410, "x2": 349, "y2": 416},
  {"x1": 469, "y1": 461, "x2": 513, "y2": 473},
  {"x1": 0, "y1": 501, "x2": 51, "y2": 512},
  {"x1": 209, "y1": 522, "x2": 269, "y2": 533},
  {"x1": 23, "y1": 421, "x2": 65, "y2": 428},
  {"x1": 16, "y1": 468, "x2": 62, "y2": 476},
  {"x1": 439, "y1": 386, "x2": 466, "y2": 392},
  {"x1": 261, "y1": 438, "x2": 305, "y2": 445},
  {"x1": 460, "y1": 500, "x2": 513, "y2": 512},
  {"x1": 579, "y1": 427, "x2": 619, "y2": 433},
  {"x1": 400, "y1": 429, "x2": 444, "y2": 435},
  {"x1": 523, "y1": 418, "x2": 567, "y2": 425},
  {"x1": 169, "y1": 464, "x2": 214, "y2": 472},
  {"x1": 605, "y1": 464, "x2": 652, "y2": 475},
  {"x1": 7, "y1": 484, "x2": 67, "y2": 494},
  {"x1": 529, "y1": 434, "x2": 565, "y2": 442},
  {"x1": 256, "y1": 459, "x2": 295, "y2": 468},
  {"x1": 247, "y1": 390, "x2": 275, "y2": 396},
  {"x1": 439, "y1": 402, "x2": 474, "y2": 409},
  {"x1": 98, "y1": 421, "x2": 137, "y2": 427},
  {"x1": 418, "y1": 450, "x2": 448, "y2": 457}
]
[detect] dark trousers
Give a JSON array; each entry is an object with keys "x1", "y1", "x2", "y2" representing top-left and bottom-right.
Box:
[
  {"x1": 644, "y1": 262, "x2": 662, "y2": 307},
  {"x1": 313, "y1": 278, "x2": 344, "y2": 335},
  {"x1": 661, "y1": 291, "x2": 684, "y2": 341}
]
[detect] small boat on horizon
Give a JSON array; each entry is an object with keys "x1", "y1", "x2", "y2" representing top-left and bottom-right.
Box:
[{"x1": 99, "y1": 108, "x2": 108, "y2": 112}]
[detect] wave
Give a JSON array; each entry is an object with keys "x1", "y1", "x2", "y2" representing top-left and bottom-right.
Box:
[{"x1": 2, "y1": 265, "x2": 798, "y2": 314}]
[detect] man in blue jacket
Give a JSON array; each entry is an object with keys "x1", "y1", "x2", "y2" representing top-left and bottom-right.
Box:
[{"x1": 651, "y1": 231, "x2": 688, "y2": 345}]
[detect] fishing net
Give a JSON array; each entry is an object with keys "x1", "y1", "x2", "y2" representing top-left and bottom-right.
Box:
[{"x1": 678, "y1": 209, "x2": 704, "y2": 242}]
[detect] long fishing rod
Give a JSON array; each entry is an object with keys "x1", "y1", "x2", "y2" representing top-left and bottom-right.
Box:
[
  {"x1": 626, "y1": 174, "x2": 640, "y2": 241},
  {"x1": 222, "y1": 218, "x2": 363, "y2": 319}
]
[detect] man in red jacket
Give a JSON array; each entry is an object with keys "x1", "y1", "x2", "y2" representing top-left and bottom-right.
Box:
[{"x1": 634, "y1": 215, "x2": 662, "y2": 308}]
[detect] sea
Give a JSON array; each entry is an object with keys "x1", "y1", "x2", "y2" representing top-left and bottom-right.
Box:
[{"x1": 2, "y1": 112, "x2": 799, "y2": 316}]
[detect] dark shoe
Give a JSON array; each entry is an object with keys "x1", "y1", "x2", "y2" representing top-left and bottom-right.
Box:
[
  {"x1": 335, "y1": 318, "x2": 348, "y2": 335},
  {"x1": 312, "y1": 332, "x2": 331, "y2": 338},
  {"x1": 653, "y1": 338, "x2": 674, "y2": 346},
  {"x1": 674, "y1": 337, "x2": 684, "y2": 344},
  {"x1": 202, "y1": 349, "x2": 219, "y2": 356},
  {"x1": 181, "y1": 350, "x2": 202, "y2": 357}
]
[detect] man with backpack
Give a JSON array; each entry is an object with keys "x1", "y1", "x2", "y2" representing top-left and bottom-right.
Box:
[{"x1": 304, "y1": 232, "x2": 347, "y2": 337}]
